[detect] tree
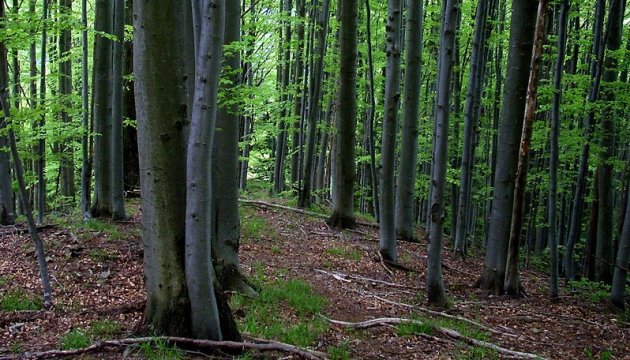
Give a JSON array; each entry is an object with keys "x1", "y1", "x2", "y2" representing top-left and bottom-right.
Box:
[
  {"x1": 36, "y1": 0, "x2": 49, "y2": 223},
  {"x1": 58, "y1": 0, "x2": 75, "y2": 206},
  {"x1": 379, "y1": 0, "x2": 403, "y2": 262},
  {"x1": 327, "y1": 0, "x2": 358, "y2": 229},
  {"x1": 395, "y1": 0, "x2": 423, "y2": 243},
  {"x1": 212, "y1": 0, "x2": 256, "y2": 297},
  {"x1": 477, "y1": 0, "x2": 537, "y2": 295},
  {"x1": 91, "y1": 0, "x2": 126, "y2": 220},
  {"x1": 80, "y1": 0, "x2": 90, "y2": 219},
  {"x1": 504, "y1": 0, "x2": 549, "y2": 298},
  {"x1": 427, "y1": 0, "x2": 460, "y2": 308},
  {"x1": 611, "y1": 160, "x2": 630, "y2": 309},
  {"x1": 548, "y1": 0, "x2": 569, "y2": 299}
]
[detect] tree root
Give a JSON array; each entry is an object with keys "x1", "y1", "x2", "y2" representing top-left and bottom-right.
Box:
[
  {"x1": 324, "y1": 317, "x2": 545, "y2": 359},
  {"x1": 0, "y1": 336, "x2": 327, "y2": 360}
]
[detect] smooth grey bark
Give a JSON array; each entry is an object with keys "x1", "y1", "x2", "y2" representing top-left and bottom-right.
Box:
[
  {"x1": 504, "y1": 0, "x2": 548, "y2": 298},
  {"x1": 379, "y1": 0, "x2": 403, "y2": 262},
  {"x1": 326, "y1": 0, "x2": 358, "y2": 229},
  {"x1": 0, "y1": 0, "x2": 13, "y2": 224},
  {"x1": 548, "y1": 0, "x2": 569, "y2": 299},
  {"x1": 564, "y1": 0, "x2": 607, "y2": 281},
  {"x1": 134, "y1": 0, "x2": 194, "y2": 336},
  {"x1": 364, "y1": 0, "x2": 379, "y2": 219},
  {"x1": 91, "y1": 0, "x2": 114, "y2": 218},
  {"x1": 212, "y1": 0, "x2": 255, "y2": 298},
  {"x1": 395, "y1": 0, "x2": 423, "y2": 243},
  {"x1": 612, "y1": 160, "x2": 630, "y2": 309},
  {"x1": 453, "y1": 0, "x2": 490, "y2": 258},
  {"x1": 110, "y1": 0, "x2": 127, "y2": 220},
  {"x1": 186, "y1": 0, "x2": 230, "y2": 340},
  {"x1": 298, "y1": 0, "x2": 330, "y2": 209},
  {"x1": 273, "y1": 0, "x2": 292, "y2": 195},
  {"x1": 58, "y1": 0, "x2": 74, "y2": 205},
  {"x1": 595, "y1": 0, "x2": 624, "y2": 284},
  {"x1": 36, "y1": 0, "x2": 49, "y2": 224},
  {"x1": 239, "y1": 0, "x2": 256, "y2": 191},
  {"x1": 290, "y1": 0, "x2": 306, "y2": 187},
  {"x1": 427, "y1": 0, "x2": 459, "y2": 308},
  {"x1": 80, "y1": 0, "x2": 90, "y2": 219},
  {"x1": 0, "y1": 3, "x2": 52, "y2": 308},
  {"x1": 477, "y1": 0, "x2": 537, "y2": 295}
]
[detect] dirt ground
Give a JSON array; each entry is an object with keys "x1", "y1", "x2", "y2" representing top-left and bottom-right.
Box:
[{"x1": 0, "y1": 200, "x2": 629, "y2": 359}]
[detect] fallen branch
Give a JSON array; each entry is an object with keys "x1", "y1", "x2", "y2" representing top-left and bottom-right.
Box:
[
  {"x1": 314, "y1": 269, "x2": 420, "y2": 290},
  {"x1": 0, "y1": 336, "x2": 327, "y2": 360},
  {"x1": 325, "y1": 317, "x2": 544, "y2": 360}
]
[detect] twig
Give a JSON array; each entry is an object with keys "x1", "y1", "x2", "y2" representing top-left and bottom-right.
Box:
[
  {"x1": 324, "y1": 317, "x2": 545, "y2": 360},
  {"x1": 0, "y1": 336, "x2": 327, "y2": 360},
  {"x1": 377, "y1": 251, "x2": 395, "y2": 276},
  {"x1": 314, "y1": 269, "x2": 420, "y2": 289}
]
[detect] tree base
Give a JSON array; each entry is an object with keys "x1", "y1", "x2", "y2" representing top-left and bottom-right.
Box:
[
  {"x1": 326, "y1": 212, "x2": 356, "y2": 229},
  {"x1": 475, "y1": 268, "x2": 505, "y2": 296}
]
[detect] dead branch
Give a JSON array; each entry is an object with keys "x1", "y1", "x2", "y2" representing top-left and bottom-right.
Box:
[
  {"x1": 314, "y1": 269, "x2": 420, "y2": 290},
  {"x1": 325, "y1": 317, "x2": 544, "y2": 360},
  {"x1": 0, "y1": 336, "x2": 327, "y2": 360}
]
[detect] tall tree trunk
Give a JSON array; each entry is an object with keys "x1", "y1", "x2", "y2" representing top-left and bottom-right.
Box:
[
  {"x1": 326, "y1": 0, "x2": 358, "y2": 229},
  {"x1": 80, "y1": 0, "x2": 90, "y2": 219},
  {"x1": 564, "y1": 0, "x2": 607, "y2": 281},
  {"x1": 595, "y1": 0, "x2": 624, "y2": 284},
  {"x1": 134, "y1": 0, "x2": 194, "y2": 337},
  {"x1": 291, "y1": 0, "x2": 306, "y2": 188},
  {"x1": 212, "y1": 0, "x2": 256, "y2": 298},
  {"x1": 612, "y1": 160, "x2": 630, "y2": 309},
  {"x1": 548, "y1": 0, "x2": 569, "y2": 299},
  {"x1": 379, "y1": 0, "x2": 403, "y2": 262},
  {"x1": 395, "y1": 0, "x2": 423, "y2": 242},
  {"x1": 364, "y1": 0, "x2": 379, "y2": 219},
  {"x1": 36, "y1": 0, "x2": 49, "y2": 223},
  {"x1": 58, "y1": 0, "x2": 74, "y2": 207},
  {"x1": 110, "y1": 0, "x2": 127, "y2": 220},
  {"x1": 298, "y1": 0, "x2": 330, "y2": 209},
  {"x1": 426, "y1": 0, "x2": 459, "y2": 308},
  {"x1": 477, "y1": 0, "x2": 537, "y2": 295},
  {"x1": 91, "y1": 0, "x2": 114, "y2": 218},
  {"x1": 504, "y1": 0, "x2": 549, "y2": 298},
  {"x1": 453, "y1": 0, "x2": 490, "y2": 258}
]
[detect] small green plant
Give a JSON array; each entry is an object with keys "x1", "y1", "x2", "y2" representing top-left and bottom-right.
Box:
[
  {"x1": 0, "y1": 275, "x2": 13, "y2": 287},
  {"x1": 458, "y1": 346, "x2": 499, "y2": 360},
  {"x1": 325, "y1": 247, "x2": 362, "y2": 261},
  {"x1": 139, "y1": 339, "x2": 184, "y2": 360},
  {"x1": 88, "y1": 319, "x2": 122, "y2": 339},
  {"x1": 61, "y1": 329, "x2": 90, "y2": 350},
  {"x1": 328, "y1": 341, "x2": 351, "y2": 360},
  {"x1": 271, "y1": 245, "x2": 281, "y2": 254},
  {"x1": 240, "y1": 207, "x2": 270, "y2": 242},
  {"x1": 81, "y1": 219, "x2": 123, "y2": 241},
  {"x1": 88, "y1": 248, "x2": 114, "y2": 262},
  {"x1": 396, "y1": 319, "x2": 434, "y2": 337},
  {"x1": 8, "y1": 342, "x2": 22, "y2": 353},
  {"x1": 569, "y1": 278, "x2": 611, "y2": 303},
  {"x1": 0, "y1": 290, "x2": 42, "y2": 311},
  {"x1": 231, "y1": 279, "x2": 328, "y2": 347}
]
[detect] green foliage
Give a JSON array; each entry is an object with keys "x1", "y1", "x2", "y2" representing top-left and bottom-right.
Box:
[
  {"x1": 0, "y1": 275, "x2": 13, "y2": 287},
  {"x1": 61, "y1": 329, "x2": 90, "y2": 350},
  {"x1": 88, "y1": 319, "x2": 122, "y2": 340},
  {"x1": 328, "y1": 341, "x2": 351, "y2": 360},
  {"x1": 325, "y1": 247, "x2": 362, "y2": 261},
  {"x1": 396, "y1": 320, "x2": 434, "y2": 337},
  {"x1": 88, "y1": 248, "x2": 115, "y2": 262},
  {"x1": 8, "y1": 342, "x2": 22, "y2": 353},
  {"x1": 139, "y1": 340, "x2": 184, "y2": 360},
  {"x1": 0, "y1": 290, "x2": 42, "y2": 311},
  {"x1": 569, "y1": 279, "x2": 611, "y2": 303},
  {"x1": 457, "y1": 346, "x2": 499, "y2": 360},
  {"x1": 240, "y1": 206, "x2": 272, "y2": 242},
  {"x1": 230, "y1": 279, "x2": 328, "y2": 347},
  {"x1": 583, "y1": 347, "x2": 614, "y2": 360}
]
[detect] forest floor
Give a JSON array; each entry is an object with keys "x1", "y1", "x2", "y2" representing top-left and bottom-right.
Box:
[{"x1": 0, "y1": 197, "x2": 629, "y2": 359}]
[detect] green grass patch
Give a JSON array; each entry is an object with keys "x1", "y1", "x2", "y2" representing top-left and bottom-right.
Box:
[
  {"x1": 88, "y1": 248, "x2": 116, "y2": 262},
  {"x1": 88, "y1": 319, "x2": 123, "y2": 339},
  {"x1": 396, "y1": 319, "x2": 434, "y2": 337},
  {"x1": 0, "y1": 290, "x2": 42, "y2": 311},
  {"x1": 80, "y1": 219, "x2": 124, "y2": 241},
  {"x1": 230, "y1": 279, "x2": 328, "y2": 347},
  {"x1": 139, "y1": 339, "x2": 184, "y2": 360},
  {"x1": 240, "y1": 207, "x2": 272, "y2": 242},
  {"x1": 569, "y1": 278, "x2": 611, "y2": 303},
  {"x1": 8, "y1": 342, "x2": 22, "y2": 353},
  {"x1": 0, "y1": 275, "x2": 13, "y2": 287},
  {"x1": 61, "y1": 329, "x2": 90, "y2": 350},
  {"x1": 325, "y1": 247, "x2": 362, "y2": 261},
  {"x1": 328, "y1": 341, "x2": 351, "y2": 360},
  {"x1": 457, "y1": 345, "x2": 499, "y2": 360}
]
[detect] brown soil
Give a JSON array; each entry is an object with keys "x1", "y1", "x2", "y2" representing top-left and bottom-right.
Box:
[{"x1": 0, "y1": 200, "x2": 628, "y2": 359}]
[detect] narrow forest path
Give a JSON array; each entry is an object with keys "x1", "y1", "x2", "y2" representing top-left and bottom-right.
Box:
[{"x1": 0, "y1": 199, "x2": 628, "y2": 359}]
